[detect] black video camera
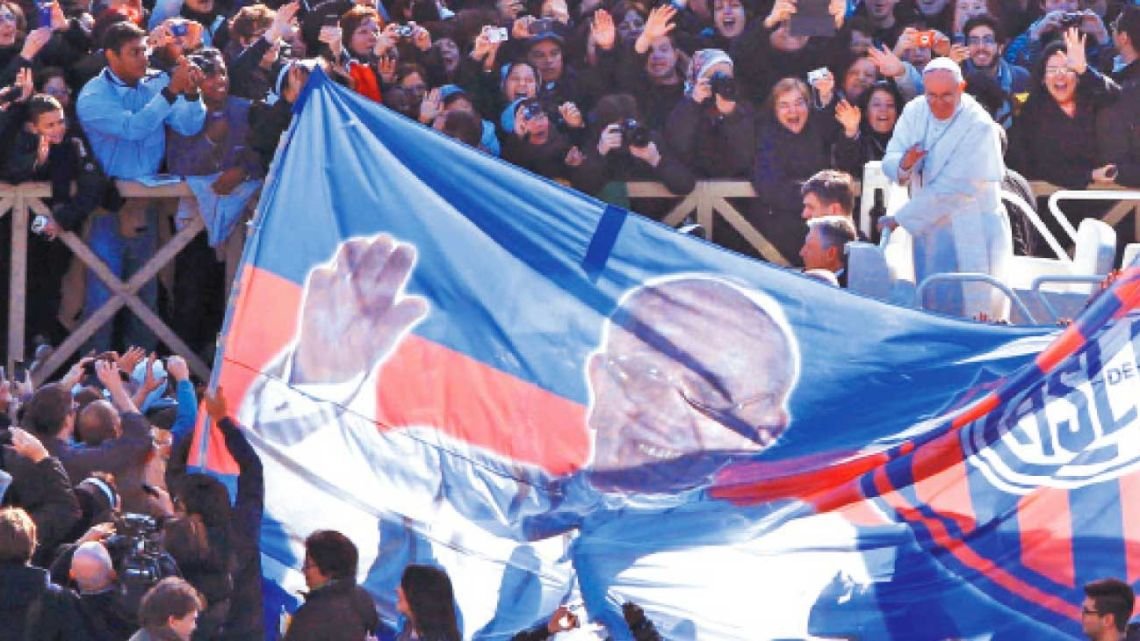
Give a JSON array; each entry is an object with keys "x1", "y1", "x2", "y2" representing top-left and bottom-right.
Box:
[
  {"x1": 708, "y1": 71, "x2": 737, "y2": 101},
  {"x1": 619, "y1": 118, "x2": 651, "y2": 148},
  {"x1": 105, "y1": 513, "x2": 168, "y2": 586},
  {"x1": 622, "y1": 602, "x2": 664, "y2": 641},
  {"x1": 1059, "y1": 11, "x2": 1085, "y2": 28},
  {"x1": 396, "y1": 24, "x2": 416, "y2": 38}
]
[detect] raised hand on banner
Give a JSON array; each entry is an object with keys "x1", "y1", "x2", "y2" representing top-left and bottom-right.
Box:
[{"x1": 292, "y1": 235, "x2": 429, "y2": 385}]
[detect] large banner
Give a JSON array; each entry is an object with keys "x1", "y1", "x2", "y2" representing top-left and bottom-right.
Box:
[{"x1": 199, "y1": 70, "x2": 1140, "y2": 640}]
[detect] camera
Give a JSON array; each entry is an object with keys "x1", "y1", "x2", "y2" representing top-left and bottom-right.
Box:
[
  {"x1": 396, "y1": 24, "x2": 416, "y2": 38},
  {"x1": 104, "y1": 513, "x2": 173, "y2": 587},
  {"x1": 914, "y1": 30, "x2": 936, "y2": 48},
  {"x1": 484, "y1": 26, "x2": 509, "y2": 43},
  {"x1": 1060, "y1": 11, "x2": 1085, "y2": 27},
  {"x1": 806, "y1": 67, "x2": 830, "y2": 85},
  {"x1": 708, "y1": 71, "x2": 736, "y2": 101},
  {"x1": 31, "y1": 214, "x2": 50, "y2": 236},
  {"x1": 37, "y1": 1, "x2": 51, "y2": 28},
  {"x1": 169, "y1": 20, "x2": 188, "y2": 37},
  {"x1": 528, "y1": 17, "x2": 556, "y2": 35},
  {"x1": 521, "y1": 100, "x2": 544, "y2": 120},
  {"x1": 619, "y1": 118, "x2": 651, "y2": 148}
]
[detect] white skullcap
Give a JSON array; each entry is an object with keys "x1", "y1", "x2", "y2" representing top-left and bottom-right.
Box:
[
  {"x1": 922, "y1": 57, "x2": 964, "y2": 83},
  {"x1": 73, "y1": 541, "x2": 113, "y2": 568}
]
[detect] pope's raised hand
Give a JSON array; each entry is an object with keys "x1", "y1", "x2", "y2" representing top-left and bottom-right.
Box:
[{"x1": 292, "y1": 235, "x2": 429, "y2": 385}]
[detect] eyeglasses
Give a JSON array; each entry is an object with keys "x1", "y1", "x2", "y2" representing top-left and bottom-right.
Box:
[
  {"x1": 601, "y1": 353, "x2": 779, "y2": 445},
  {"x1": 776, "y1": 98, "x2": 807, "y2": 111},
  {"x1": 966, "y1": 35, "x2": 996, "y2": 45},
  {"x1": 0, "y1": 10, "x2": 17, "y2": 23},
  {"x1": 1082, "y1": 607, "x2": 1103, "y2": 616},
  {"x1": 1044, "y1": 66, "x2": 1075, "y2": 76}
]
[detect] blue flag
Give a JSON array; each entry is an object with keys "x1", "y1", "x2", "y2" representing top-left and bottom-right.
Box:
[{"x1": 202, "y1": 70, "x2": 1140, "y2": 640}]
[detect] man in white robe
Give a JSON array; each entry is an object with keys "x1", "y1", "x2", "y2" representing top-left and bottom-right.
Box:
[{"x1": 880, "y1": 57, "x2": 1013, "y2": 320}]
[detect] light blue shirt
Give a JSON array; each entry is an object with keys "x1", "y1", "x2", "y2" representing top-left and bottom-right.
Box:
[{"x1": 77, "y1": 67, "x2": 207, "y2": 179}]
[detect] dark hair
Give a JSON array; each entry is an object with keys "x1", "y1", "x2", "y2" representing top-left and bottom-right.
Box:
[
  {"x1": 590, "y1": 93, "x2": 639, "y2": 138},
  {"x1": 138, "y1": 577, "x2": 205, "y2": 628},
  {"x1": 304, "y1": 530, "x2": 358, "y2": 581},
  {"x1": 808, "y1": 215, "x2": 858, "y2": 251},
  {"x1": 230, "y1": 3, "x2": 274, "y2": 41},
  {"x1": 188, "y1": 47, "x2": 225, "y2": 76},
  {"x1": 0, "y1": 507, "x2": 36, "y2": 564},
  {"x1": 1114, "y1": 5, "x2": 1140, "y2": 52},
  {"x1": 964, "y1": 69, "x2": 1005, "y2": 116},
  {"x1": 22, "y1": 383, "x2": 73, "y2": 438},
  {"x1": 857, "y1": 79, "x2": 903, "y2": 126},
  {"x1": 1085, "y1": 578, "x2": 1135, "y2": 632},
  {"x1": 396, "y1": 62, "x2": 429, "y2": 85},
  {"x1": 340, "y1": 5, "x2": 383, "y2": 53},
  {"x1": 102, "y1": 20, "x2": 147, "y2": 54},
  {"x1": 25, "y1": 94, "x2": 62, "y2": 123},
  {"x1": 440, "y1": 109, "x2": 482, "y2": 147},
  {"x1": 0, "y1": 1, "x2": 26, "y2": 34},
  {"x1": 34, "y1": 66, "x2": 67, "y2": 91},
  {"x1": 1031, "y1": 40, "x2": 1075, "y2": 103},
  {"x1": 400, "y1": 565, "x2": 461, "y2": 641},
  {"x1": 174, "y1": 473, "x2": 232, "y2": 529},
  {"x1": 962, "y1": 13, "x2": 1007, "y2": 44},
  {"x1": 801, "y1": 169, "x2": 855, "y2": 215},
  {"x1": 76, "y1": 400, "x2": 119, "y2": 446}
]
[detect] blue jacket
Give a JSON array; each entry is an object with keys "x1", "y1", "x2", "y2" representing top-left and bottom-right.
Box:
[{"x1": 77, "y1": 67, "x2": 206, "y2": 179}]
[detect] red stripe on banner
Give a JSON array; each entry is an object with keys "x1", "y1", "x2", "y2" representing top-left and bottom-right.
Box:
[
  {"x1": 1112, "y1": 270, "x2": 1140, "y2": 319},
  {"x1": 375, "y1": 336, "x2": 590, "y2": 475},
  {"x1": 710, "y1": 451, "x2": 891, "y2": 506},
  {"x1": 1017, "y1": 488, "x2": 1076, "y2": 589},
  {"x1": 196, "y1": 266, "x2": 304, "y2": 472},
  {"x1": 951, "y1": 393, "x2": 1001, "y2": 429},
  {"x1": 911, "y1": 432, "x2": 976, "y2": 535},
  {"x1": 1117, "y1": 472, "x2": 1140, "y2": 583},
  {"x1": 1034, "y1": 326, "x2": 1086, "y2": 373},
  {"x1": 873, "y1": 464, "x2": 1081, "y2": 621}
]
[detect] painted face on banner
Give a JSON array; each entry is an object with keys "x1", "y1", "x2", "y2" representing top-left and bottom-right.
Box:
[{"x1": 586, "y1": 277, "x2": 798, "y2": 493}]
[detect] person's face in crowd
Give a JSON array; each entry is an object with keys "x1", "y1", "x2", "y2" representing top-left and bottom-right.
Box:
[
  {"x1": 400, "y1": 71, "x2": 428, "y2": 102},
  {"x1": 867, "y1": 0, "x2": 899, "y2": 21},
  {"x1": 848, "y1": 29, "x2": 874, "y2": 56},
  {"x1": 528, "y1": 40, "x2": 564, "y2": 83},
  {"x1": 435, "y1": 37, "x2": 460, "y2": 73},
  {"x1": 107, "y1": 36, "x2": 149, "y2": 86},
  {"x1": 200, "y1": 65, "x2": 229, "y2": 104},
  {"x1": 349, "y1": 17, "x2": 380, "y2": 58},
  {"x1": 924, "y1": 69, "x2": 962, "y2": 119},
  {"x1": 801, "y1": 192, "x2": 842, "y2": 220},
  {"x1": 1080, "y1": 597, "x2": 1112, "y2": 641},
  {"x1": 902, "y1": 42, "x2": 932, "y2": 68},
  {"x1": 1043, "y1": 50, "x2": 1078, "y2": 104},
  {"x1": 184, "y1": 0, "x2": 214, "y2": 13},
  {"x1": 966, "y1": 24, "x2": 1001, "y2": 68},
  {"x1": 645, "y1": 36, "x2": 679, "y2": 83},
  {"x1": 301, "y1": 554, "x2": 328, "y2": 590},
  {"x1": 954, "y1": 0, "x2": 989, "y2": 33},
  {"x1": 503, "y1": 64, "x2": 538, "y2": 101},
  {"x1": 0, "y1": 4, "x2": 20, "y2": 47},
  {"x1": 799, "y1": 225, "x2": 841, "y2": 271},
  {"x1": 586, "y1": 280, "x2": 795, "y2": 493},
  {"x1": 916, "y1": 0, "x2": 950, "y2": 17},
  {"x1": 770, "y1": 22, "x2": 809, "y2": 52},
  {"x1": 31, "y1": 108, "x2": 67, "y2": 145},
  {"x1": 618, "y1": 9, "x2": 645, "y2": 43},
  {"x1": 285, "y1": 28, "x2": 308, "y2": 58},
  {"x1": 167, "y1": 610, "x2": 198, "y2": 641},
  {"x1": 843, "y1": 57, "x2": 878, "y2": 103},
  {"x1": 517, "y1": 104, "x2": 550, "y2": 144},
  {"x1": 865, "y1": 87, "x2": 898, "y2": 133},
  {"x1": 713, "y1": 0, "x2": 746, "y2": 39},
  {"x1": 775, "y1": 87, "x2": 809, "y2": 133}
]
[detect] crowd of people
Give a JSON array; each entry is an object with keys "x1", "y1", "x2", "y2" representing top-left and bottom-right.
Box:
[{"x1": 0, "y1": 0, "x2": 1134, "y2": 362}]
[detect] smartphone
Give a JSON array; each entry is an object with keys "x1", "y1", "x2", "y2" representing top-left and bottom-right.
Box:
[
  {"x1": 484, "y1": 26, "x2": 509, "y2": 43},
  {"x1": 528, "y1": 17, "x2": 555, "y2": 35},
  {"x1": 37, "y1": 1, "x2": 52, "y2": 28},
  {"x1": 13, "y1": 360, "x2": 26, "y2": 382},
  {"x1": 170, "y1": 21, "x2": 189, "y2": 37}
]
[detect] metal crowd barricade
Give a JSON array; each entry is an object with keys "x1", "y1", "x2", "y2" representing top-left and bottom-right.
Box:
[{"x1": 3, "y1": 180, "x2": 247, "y2": 384}]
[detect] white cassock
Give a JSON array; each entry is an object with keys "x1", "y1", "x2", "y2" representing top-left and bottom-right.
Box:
[{"x1": 883, "y1": 93, "x2": 1012, "y2": 319}]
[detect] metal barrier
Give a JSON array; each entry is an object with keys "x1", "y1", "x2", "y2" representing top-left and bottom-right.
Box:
[
  {"x1": 3, "y1": 181, "x2": 248, "y2": 384},
  {"x1": 1044, "y1": 187, "x2": 1140, "y2": 247},
  {"x1": 4, "y1": 179, "x2": 1138, "y2": 380}
]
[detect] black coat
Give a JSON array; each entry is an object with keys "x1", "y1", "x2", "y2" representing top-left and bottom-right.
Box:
[
  {"x1": 0, "y1": 448, "x2": 80, "y2": 566},
  {"x1": 1009, "y1": 67, "x2": 1120, "y2": 189},
  {"x1": 0, "y1": 564, "x2": 90, "y2": 641},
  {"x1": 3, "y1": 128, "x2": 117, "y2": 232},
  {"x1": 571, "y1": 130, "x2": 695, "y2": 198},
  {"x1": 283, "y1": 579, "x2": 379, "y2": 641},
  {"x1": 1097, "y1": 60, "x2": 1140, "y2": 188},
  {"x1": 664, "y1": 97, "x2": 756, "y2": 179}
]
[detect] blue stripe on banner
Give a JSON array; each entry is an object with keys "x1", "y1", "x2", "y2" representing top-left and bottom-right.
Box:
[{"x1": 582, "y1": 205, "x2": 628, "y2": 278}]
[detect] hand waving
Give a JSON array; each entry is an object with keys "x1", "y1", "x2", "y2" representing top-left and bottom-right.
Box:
[{"x1": 292, "y1": 235, "x2": 429, "y2": 385}]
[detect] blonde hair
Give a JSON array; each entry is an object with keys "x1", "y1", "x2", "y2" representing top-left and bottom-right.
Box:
[{"x1": 0, "y1": 508, "x2": 37, "y2": 564}]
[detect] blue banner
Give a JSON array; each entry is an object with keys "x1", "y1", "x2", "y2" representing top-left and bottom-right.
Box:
[{"x1": 204, "y1": 71, "x2": 1140, "y2": 640}]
